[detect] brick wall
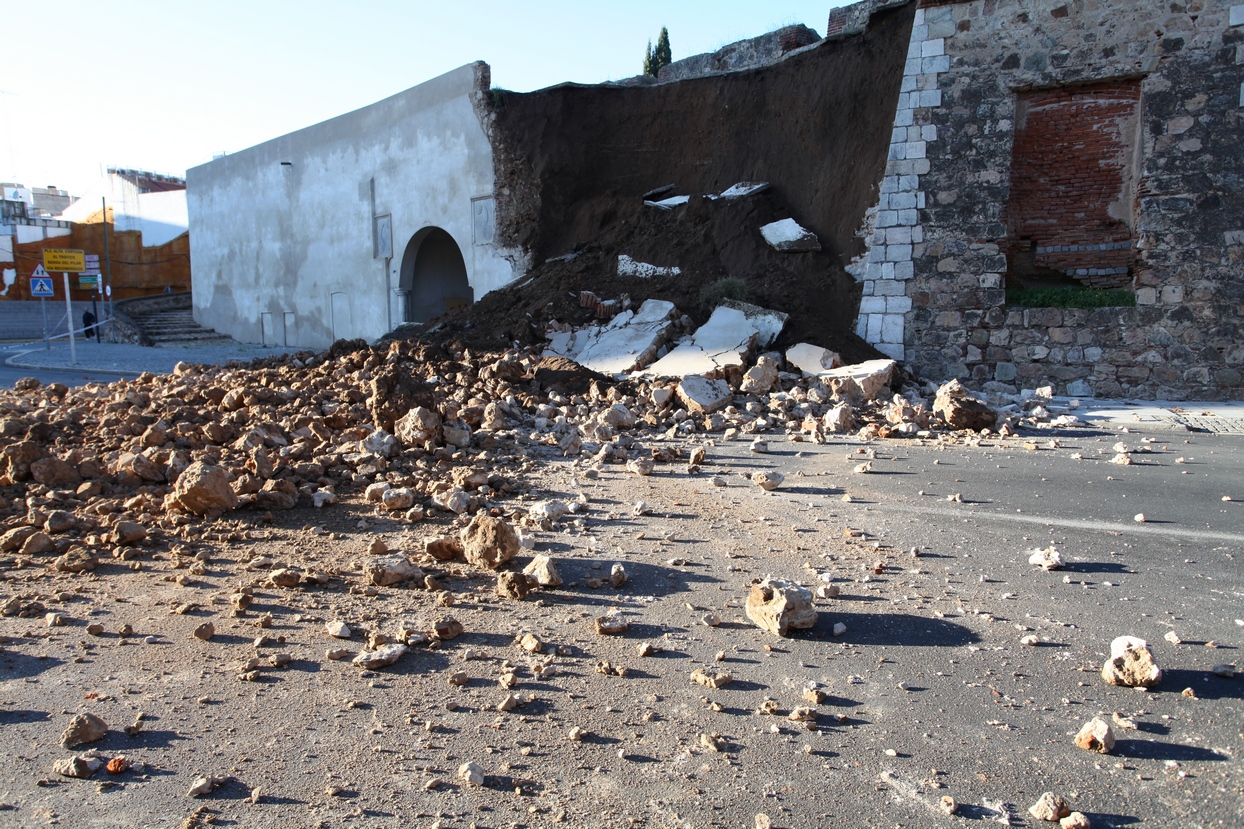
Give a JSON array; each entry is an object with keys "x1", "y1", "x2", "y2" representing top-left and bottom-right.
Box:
[
  {"x1": 1005, "y1": 80, "x2": 1140, "y2": 289},
  {"x1": 852, "y1": 0, "x2": 1244, "y2": 400}
]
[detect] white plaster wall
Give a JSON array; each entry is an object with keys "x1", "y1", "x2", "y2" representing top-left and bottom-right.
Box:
[
  {"x1": 187, "y1": 62, "x2": 512, "y2": 349},
  {"x1": 59, "y1": 175, "x2": 189, "y2": 247}
]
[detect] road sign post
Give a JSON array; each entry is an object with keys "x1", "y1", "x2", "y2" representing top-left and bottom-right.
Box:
[
  {"x1": 62, "y1": 272, "x2": 76, "y2": 365},
  {"x1": 30, "y1": 265, "x2": 54, "y2": 349}
]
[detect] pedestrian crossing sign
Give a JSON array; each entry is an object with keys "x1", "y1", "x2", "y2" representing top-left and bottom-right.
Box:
[{"x1": 30, "y1": 266, "x2": 54, "y2": 297}]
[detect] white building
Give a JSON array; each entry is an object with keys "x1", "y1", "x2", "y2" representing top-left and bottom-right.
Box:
[
  {"x1": 186, "y1": 62, "x2": 514, "y2": 349},
  {"x1": 59, "y1": 169, "x2": 189, "y2": 248}
]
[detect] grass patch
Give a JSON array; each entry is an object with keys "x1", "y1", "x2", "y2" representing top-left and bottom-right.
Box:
[
  {"x1": 1005, "y1": 287, "x2": 1136, "y2": 309},
  {"x1": 698, "y1": 277, "x2": 748, "y2": 314}
]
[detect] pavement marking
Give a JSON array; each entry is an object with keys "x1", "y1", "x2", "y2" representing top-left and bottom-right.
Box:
[{"x1": 851, "y1": 501, "x2": 1244, "y2": 544}]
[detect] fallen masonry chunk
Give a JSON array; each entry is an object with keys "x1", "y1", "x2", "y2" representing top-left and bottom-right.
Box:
[
  {"x1": 352, "y1": 643, "x2": 407, "y2": 670},
  {"x1": 1164, "y1": 631, "x2": 1181, "y2": 645},
  {"x1": 193, "y1": 622, "x2": 215, "y2": 642},
  {"x1": 933, "y1": 379, "x2": 996, "y2": 431},
  {"x1": 381, "y1": 487, "x2": 415, "y2": 511},
  {"x1": 818, "y1": 359, "x2": 895, "y2": 400},
  {"x1": 760, "y1": 218, "x2": 821, "y2": 252},
  {"x1": 523, "y1": 555, "x2": 563, "y2": 587},
  {"x1": 691, "y1": 667, "x2": 733, "y2": 689},
  {"x1": 187, "y1": 775, "x2": 226, "y2": 797},
  {"x1": 54, "y1": 754, "x2": 102, "y2": 779},
  {"x1": 269, "y1": 568, "x2": 301, "y2": 587},
  {"x1": 432, "y1": 617, "x2": 464, "y2": 640},
  {"x1": 752, "y1": 471, "x2": 784, "y2": 491},
  {"x1": 458, "y1": 762, "x2": 485, "y2": 786},
  {"x1": 1101, "y1": 636, "x2": 1161, "y2": 688},
  {"x1": 1060, "y1": 812, "x2": 1092, "y2": 829},
  {"x1": 627, "y1": 458, "x2": 654, "y2": 476},
  {"x1": 424, "y1": 536, "x2": 463, "y2": 561},
  {"x1": 519, "y1": 633, "x2": 543, "y2": 654},
  {"x1": 739, "y1": 355, "x2": 780, "y2": 395},
  {"x1": 1074, "y1": 717, "x2": 1115, "y2": 753},
  {"x1": 1211, "y1": 664, "x2": 1235, "y2": 678},
  {"x1": 60, "y1": 712, "x2": 108, "y2": 749},
  {"x1": 610, "y1": 563, "x2": 627, "y2": 588},
  {"x1": 746, "y1": 577, "x2": 817, "y2": 636},
  {"x1": 363, "y1": 555, "x2": 423, "y2": 586},
  {"x1": 939, "y1": 796, "x2": 959, "y2": 815},
  {"x1": 460, "y1": 514, "x2": 519, "y2": 570},
  {"x1": 1029, "y1": 792, "x2": 1071, "y2": 821},
  {"x1": 1028, "y1": 546, "x2": 1063, "y2": 571},
  {"x1": 595, "y1": 614, "x2": 629, "y2": 635},
  {"x1": 325, "y1": 621, "x2": 352, "y2": 639}
]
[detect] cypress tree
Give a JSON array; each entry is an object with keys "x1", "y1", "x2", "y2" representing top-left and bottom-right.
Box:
[{"x1": 643, "y1": 28, "x2": 672, "y2": 77}]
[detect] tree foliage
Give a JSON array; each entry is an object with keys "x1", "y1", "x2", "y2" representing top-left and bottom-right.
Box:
[{"x1": 643, "y1": 27, "x2": 672, "y2": 77}]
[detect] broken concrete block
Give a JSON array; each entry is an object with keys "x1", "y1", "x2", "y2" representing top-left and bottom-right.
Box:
[
  {"x1": 746, "y1": 578, "x2": 817, "y2": 636},
  {"x1": 676, "y1": 376, "x2": 733, "y2": 415},
  {"x1": 760, "y1": 218, "x2": 821, "y2": 251},
  {"x1": 1101, "y1": 636, "x2": 1162, "y2": 688},
  {"x1": 933, "y1": 379, "x2": 997, "y2": 431},
  {"x1": 644, "y1": 195, "x2": 690, "y2": 209},
  {"x1": 395, "y1": 406, "x2": 441, "y2": 446},
  {"x1": 818, "y1": 359, "x2": 896, "y2": 401},
  {"x1": 786, "y1": 343, "x2": 841, "y2": 376},
  {"x1": 546, "y1": 299, "x2": 679, "y2": 375},
  {"x1": 716, "y1": 181, "x2": 769, "y2": 199}
]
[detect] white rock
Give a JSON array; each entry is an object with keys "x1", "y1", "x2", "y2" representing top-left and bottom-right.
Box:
[
  {"x1": 675, "y1": 376, "x2": 734, "y2": 415},
  {"x1": 352, "y1": 643, "x2": 407, "y2": 670},
  {"x1": 752, "y1": 471, "x2": 784, "y2": 491},
  {"x1": 325, "y1": 621, "x2": 352, "y2": 639},
  {"x1": 786, "y1": 343, "x2": 841, "y2": 375},
  {"x1": 760, "y1": 218, "x2": 821, "y2": 252},
  {"x1": 458, "y1": 761, "x2": 485, "y2": 786},
  {"x1": 1028, "y1": 546, "x2": 1063, "y2": 571},
  {"x1": 523, "y1": 555, "x2": 563, "y2": 587}
]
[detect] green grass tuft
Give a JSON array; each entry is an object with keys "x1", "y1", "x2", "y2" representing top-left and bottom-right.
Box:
[{"x1": 1005, "y1": 287, "x2": 1136, "y2": 309}]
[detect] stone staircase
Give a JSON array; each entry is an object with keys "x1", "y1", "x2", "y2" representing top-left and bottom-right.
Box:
[{"x1": 129, "y1": 307, "x2": 234, "y2": 347}]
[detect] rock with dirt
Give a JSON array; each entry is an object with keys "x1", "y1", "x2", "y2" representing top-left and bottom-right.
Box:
[
  {"x1": 460, "y1": 514, "x2": 519, "y2": 570},
  {"x1": 1074, "y1": 717, "x2": 1115, "y2": 753},
  {"x1": 60, "y1": 712, "x2": 108, "y2": 749},
  {"x1": 1029, "y1": 792, "x2": 1071, "y2": 821},
  {"x1": 496, "y1": 571, "x2": 530, "y2": 600},
  {"x1": 363, "y1": 555, "x2": 423, "y2": 586},
  {"x1": 172, "y1": 462, "x2": 239, "y2": 515},
  {"x1": 1101, "y1": 636, "x2": 1162, "y2": 688}
]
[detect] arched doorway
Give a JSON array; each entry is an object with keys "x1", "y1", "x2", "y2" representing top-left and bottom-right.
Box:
[{"x1": 398, "y1": 227, "x2": 472, "y2": 324}]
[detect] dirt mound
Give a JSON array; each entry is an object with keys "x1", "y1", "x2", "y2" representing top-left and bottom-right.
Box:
[{"x1": 419, "y1": 189, "x2": 884, "y2": 366}]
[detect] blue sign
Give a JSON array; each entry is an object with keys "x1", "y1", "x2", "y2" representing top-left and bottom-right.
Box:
[{"x1": 30, "y1": 276, "x2": 54, "y2": 297}]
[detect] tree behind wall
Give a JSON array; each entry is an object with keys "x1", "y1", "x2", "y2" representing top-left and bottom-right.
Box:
[{"x1": 643, "y1": 27, "x2": 672, "y2": 77}]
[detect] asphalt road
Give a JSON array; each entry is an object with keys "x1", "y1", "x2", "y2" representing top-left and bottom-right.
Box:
[{"x1": 0, "y1": 421, "x2": 1239, "y2": 829}]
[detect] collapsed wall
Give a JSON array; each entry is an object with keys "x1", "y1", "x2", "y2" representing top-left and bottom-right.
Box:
[{"x1": 477, "y1": 2, "x2": 917, "y2": 354}]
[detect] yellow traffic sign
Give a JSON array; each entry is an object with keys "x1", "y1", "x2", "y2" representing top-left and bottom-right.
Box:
[{"x1": 43, "y1": 248, "x2": 86, "y2": 272}]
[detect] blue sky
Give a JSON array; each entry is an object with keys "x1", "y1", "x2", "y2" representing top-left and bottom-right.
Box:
[{"x1": 1, "y1": 1, "x2": 851, "y2": 197}]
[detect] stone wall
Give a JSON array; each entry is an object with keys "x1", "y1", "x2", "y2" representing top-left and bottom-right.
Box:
[{"x1": 854, "y1": 0, "x2": 1244, "y2": 399}]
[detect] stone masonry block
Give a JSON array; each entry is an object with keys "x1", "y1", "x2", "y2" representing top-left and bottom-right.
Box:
[
  {"x1": 923, "y1": 55, "x2": 951, "y2": 74},
  {"x1": 1231, "y1": 5, "x2": 1244, "y2": 26},
  {"x1": 859, "y1": 296, "x2": 886, "y2": 315},
  {"x1": 874, "y1": 279, "x2": 906, "y2": 297},
  {"x1": 921, "y1": 39, "x2": 945, "y2": 58},
  {"x1": 866, "y1": 314, "x2": 883, "y2": 343},
  {"x1": 881, "y1": 314, "x2": 905, "y2": 343},
  {"x1": 886, "y1": 296, "x2": 912, "y2": 314}
]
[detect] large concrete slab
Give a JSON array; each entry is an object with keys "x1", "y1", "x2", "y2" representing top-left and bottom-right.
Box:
[
  {"x1": 545, "y1": 299, "x2": 678, "y2": 375},
  {"x1": 642, "y1": 302, "x2": 787, "y2": 378}
]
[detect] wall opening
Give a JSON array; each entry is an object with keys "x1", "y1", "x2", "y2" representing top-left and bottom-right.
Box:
[
  {"x1": 1003, "y1": 79, "x2": 1142, "y2": 296},
  {"x1": 398, "y1": 227, "x2": 472, "y2": 324}
]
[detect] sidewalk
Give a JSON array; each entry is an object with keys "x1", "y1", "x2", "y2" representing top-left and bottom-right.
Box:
[{"x1": 1, "y1": 340, "x2": 307, "y2": 377}]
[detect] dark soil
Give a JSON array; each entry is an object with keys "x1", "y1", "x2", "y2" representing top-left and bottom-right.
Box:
[{"x1": 413, "y1": 188, "x2": 885, "y2": 366}]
